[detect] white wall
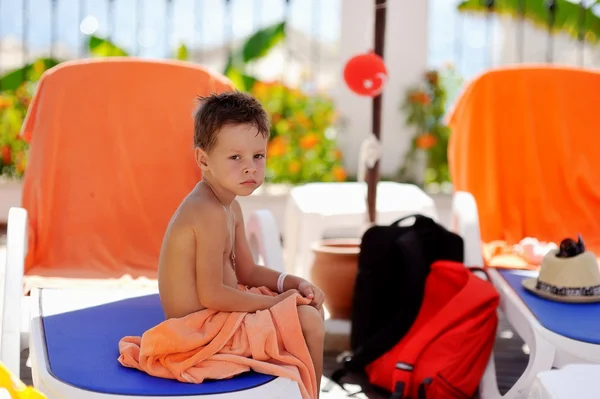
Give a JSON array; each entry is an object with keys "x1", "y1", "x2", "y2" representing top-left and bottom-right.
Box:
[{"x1": 333, "y1": 0, "x2": 429, "y2": 178}]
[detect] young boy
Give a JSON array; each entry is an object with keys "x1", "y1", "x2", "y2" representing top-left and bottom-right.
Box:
[{"x1": 157, "y1": 91, "x2": 326, "y2": 394}]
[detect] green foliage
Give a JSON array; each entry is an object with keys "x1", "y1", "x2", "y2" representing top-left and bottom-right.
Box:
[
  {"x1": 224, "y1": 22, "x2": 286, "y2": 92},
  {"x1": 251, "y1": 81, "x2": 346, "y2": 184},
  {"x1": 88, "y1": 35, "x2": 129, "y2": 57},
  {"x1": 241, "y1": 22, "x2": 286, "y2": 63},
  {"x1": 398, "y1": 65, "x2": 463, "y2": 186},
  {"x1": 176, "y1": 44, "x2": 189, "y2": 61},
  {"x1": 457, "y1": 0, "x2": 600, "y2": 44},
  {"x1": 0, "y1": 20, "x2": 334, "y2": 184},
  {"x1": 0, "y1": 58, "x2": 61, "y2": 91},
  {"x1": 0, "y1": 85, "x2": 33, "y2": 178}
]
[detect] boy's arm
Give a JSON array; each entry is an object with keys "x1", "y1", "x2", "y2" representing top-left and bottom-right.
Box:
[
  {"x1": 232, "y1": 201, "x2": 307, "y2": 292},
  {"x1": 193, "y1": 208, "x2": 293, "y2": 312}
]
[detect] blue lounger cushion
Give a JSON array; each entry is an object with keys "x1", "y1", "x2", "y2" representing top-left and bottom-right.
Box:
[
  {"x1": 42, "y1": 293, "x2": 276, "y2": 395},
  {"x1": 500, "y1": 270, "x2": 600, "y2": 344}
]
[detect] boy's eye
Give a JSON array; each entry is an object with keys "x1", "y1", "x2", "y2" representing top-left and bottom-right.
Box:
[
  {"x1": 254, "y1": 154, "x2": 265, "y2": 159},
  {"x1": 230, "y1": 155, "x2": 240, "y2": 160}
]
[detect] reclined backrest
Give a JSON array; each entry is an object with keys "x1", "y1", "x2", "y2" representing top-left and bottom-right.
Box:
[
  {"x1": 448, "y1": 66, "x2": 600, "y2": 252},
  {"x1": 21, "y1": 58, "x2": 233, "y2": 278}
]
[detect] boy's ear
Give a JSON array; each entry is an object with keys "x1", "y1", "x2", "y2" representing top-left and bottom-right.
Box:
[{"x1": 194, "y1": 147, "x2": 209, "y2": 171}]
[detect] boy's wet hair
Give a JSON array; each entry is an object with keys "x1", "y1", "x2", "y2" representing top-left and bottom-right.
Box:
[{"x1": 194, "y1": 91, "x2": 270, "y2": 152}]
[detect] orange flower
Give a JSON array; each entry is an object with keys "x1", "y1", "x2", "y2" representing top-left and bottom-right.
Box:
[
  {"x1": 288, "y1": 160, "x2": 301, "y2": 174},
  {"x1": 0, "y1": 96, "x2": 12, "y2": 109},
  {"x1": 425, "y1": 70, "x2": 439, "y2": 85},
  {"x1": 267, "y1": 137, "x2": 287, "y2": 157},
  {"x1": 19, "y1": 96, "x2": 31, "y2": 108},
  {"x1": 271, "y1": 112, "x2": 282, "y2": 124},
  {"x1": 1, "y1": 146, "x2": 10, "y2": 164},
  {"x1": 334, "y1": 149, "x2": 343, "y2": 161},
  {"x1": 300, "y1": 133, "x2": 319, "y2": 150},
  {"x1": 332, "y1": 165, "x2": 347, "y2": 181},
  {"x1": 16, "y1": 157, "x2": 26, "y2": 174},
  {"x1": 295, "y1": 112, "x2": 311, "y2": 128},
  {"x1": 252, "y1": 82, "x2": 269, "y2": 98},
  {"x1": 409, "y1": 91, "x2": 430, "y2": 105},
  {"x1": 416, "y1": 133, "x2": 437, "y2": 150}
]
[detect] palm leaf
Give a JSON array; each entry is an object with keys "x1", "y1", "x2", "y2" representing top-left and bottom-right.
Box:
[
  {"x1": 223, "y1": 21, "x2": 286, "y2": 81},
  {"x1": 88, "y1": 35, "x2": 129, "y2": 57},
  {"x1": 0, "y1": 58, "x2": 61, "y2": 91},
  {"x1": 457, "y1": 0, "x2": 600, "y2": 44}
]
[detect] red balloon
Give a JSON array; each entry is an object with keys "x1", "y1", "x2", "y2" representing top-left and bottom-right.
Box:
[{"x1": 343, "y1": 52, "x2": 388, "y2": 97}]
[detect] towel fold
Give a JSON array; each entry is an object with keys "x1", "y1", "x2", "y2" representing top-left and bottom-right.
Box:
[{"x1": 118, "y1": 286, "x2": 317, "y2": 399}]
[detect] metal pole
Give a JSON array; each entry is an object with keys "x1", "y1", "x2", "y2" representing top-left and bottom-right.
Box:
[{"x1": 366, "y1": 0, "x2": 387, "y2": 224}]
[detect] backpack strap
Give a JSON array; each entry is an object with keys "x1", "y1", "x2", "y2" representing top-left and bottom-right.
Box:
[
  {"x1": 388, "y1": 377, "x2": 432, "y2": 399},
  {"x1": 390, "y1": 381, "x2": 407, "y2": 399},
  {"x1": 417, "y1": 378, "x2": 433, "y2": 399},
  {"x1": 391, "y1": 214, "x2": 437, "y2": 228},
  {"x1": 329, "y1": 230, "x2": 429, "y2": 389},
  {"x1": 468, "y1": 266, "x2": 490, "y2": 279}
]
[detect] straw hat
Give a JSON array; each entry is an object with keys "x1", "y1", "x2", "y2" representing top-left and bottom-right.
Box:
[{"x1": 522, "y1": 248, "x2": 600, "y2": 303}]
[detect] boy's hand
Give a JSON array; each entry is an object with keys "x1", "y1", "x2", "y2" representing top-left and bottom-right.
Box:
[
  {"x1": 274, "y1": 289, "x2": 299, "y2": 304},
  {"x1": 297, "y1": 281, "x2": 325, "y2": 311}
]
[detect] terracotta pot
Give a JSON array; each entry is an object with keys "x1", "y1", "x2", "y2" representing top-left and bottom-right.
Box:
[{"x1": 310, "y1": 238, "x2": 360, "y2": 320}]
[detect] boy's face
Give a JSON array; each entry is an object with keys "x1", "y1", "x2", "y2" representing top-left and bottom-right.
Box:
[{"x1": 195, "y1": 123, "x2": 267, "y2": 196}]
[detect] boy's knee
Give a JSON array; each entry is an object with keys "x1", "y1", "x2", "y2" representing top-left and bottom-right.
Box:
[{"x1": 298, "y1": 305, "x2": 324, "y2": 338}]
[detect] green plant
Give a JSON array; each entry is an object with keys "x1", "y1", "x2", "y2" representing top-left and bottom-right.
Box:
[
  {"x1": 398, "y1": 65, "x2": 463, "y2": 186},
  {"x1": 0, "y1": 57, "x2": 61, "y2": 92},
  {"x1": 0, "y1": 22, "x2": 294, "y2": 181},
  {"x1": 88, "y1": 35, "x2": 190, "y2": 60},
  {"x1": 251, "y1": 81, "x2": 346, "y2": 184},
  {"x1": 458, "y1": 0, "x2": 600, "y2": 44},
  {"x1": 0, "y1": 84, "x2": 34, "y2": 179},
  {"x1": 223, "y1": 22, "x2": 286, "y2": 92}
]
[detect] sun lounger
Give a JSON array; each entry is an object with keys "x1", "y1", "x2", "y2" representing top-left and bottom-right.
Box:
[
  {"x1": 10, "y1": 207, "x2": 305, "y2": 398},
  {"x1": 453, "y1": 192, "x2": 600, "y2": 399},
  {"x1": 0, "y1": 58, "x2": 305, "y2": 397},
  {"x1": 448, "y1": 66, "x2": 600, "y2": 398}
]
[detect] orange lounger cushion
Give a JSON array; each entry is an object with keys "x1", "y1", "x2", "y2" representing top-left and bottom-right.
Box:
[
  {"x1": 20, "y1": 58, "x2": 233, "y2": 282},
  {"x1": 448, "y1": 66, "x2": 600, "y2": 258}
]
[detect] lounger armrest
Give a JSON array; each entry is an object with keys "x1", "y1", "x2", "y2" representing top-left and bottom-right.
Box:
[
  {"x1": 451, "y1": 191, "x2": 484, "y2": 268},
  {"x1": 1, "y1": 207, "x2": 28, "y2": 378},
  {"x1": 246, "y1": 210, "x2": 285, "y2": 273}
]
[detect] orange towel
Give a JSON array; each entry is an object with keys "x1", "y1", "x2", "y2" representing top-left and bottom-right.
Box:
[
  {"x1": 118, "y1": 287, "x2": 317, "y2": 399},
  {"x1": 448, "y1": 66, "x2": 600, "y2": 257},
  {"x1": 483, "y1": 241, "x2": 538, "y2": 270},
  {"x1": 20, "y1": 58, "x2": 232, "y2": 282}
]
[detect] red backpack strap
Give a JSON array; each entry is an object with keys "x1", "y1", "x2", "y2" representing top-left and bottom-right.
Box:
[
  {"x1": 388, "y1": 362, "x2": 415, "y2": 398},
  {"x1": 388, "y1": 373, "x2": 433, "y2": 399}
]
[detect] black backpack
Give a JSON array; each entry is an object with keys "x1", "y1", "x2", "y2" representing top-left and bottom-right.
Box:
[{"x1": 329, "y1": 214, "x2": 464, "y2": 386}]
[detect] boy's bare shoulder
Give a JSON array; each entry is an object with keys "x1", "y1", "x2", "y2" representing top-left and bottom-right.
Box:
[
  {"x1": 168, "y1": 192, "x2": 227, "y2": 238},
  {"x1": 231, "y1": 199, "x2": 245, "y2": 219}
]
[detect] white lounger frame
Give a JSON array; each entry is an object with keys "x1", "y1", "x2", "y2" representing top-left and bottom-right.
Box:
[
  {"x1": 452, "y1": 191, "x2": 600, "y2": 399},
  {"x1": 1, "y1": 207, "x2": 302, "y2": 398}
]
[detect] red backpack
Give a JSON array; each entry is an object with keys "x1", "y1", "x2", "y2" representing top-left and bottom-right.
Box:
[{"x1": 367, "y1": 260, "x2": 499, "y2": 399}]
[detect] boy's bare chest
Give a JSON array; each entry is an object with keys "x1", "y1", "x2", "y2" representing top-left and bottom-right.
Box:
[
  {"x1": 223, "y1": 228, "x2": 236, "y2": 273},
  {"x1": 221, "y1": 240, "x2": 238, "y2": 287}
]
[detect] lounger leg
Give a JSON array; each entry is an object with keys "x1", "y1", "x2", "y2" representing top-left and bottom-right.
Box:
[
  {"x1": 1, "y1": 207, "x2": 28, "y2": 379},
  {"x1": 481, "y1": 331, "x2": 555, "y2": 399},
  {"x1": 479, "y1": 350, "x2": 502, "y2": 399}
]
